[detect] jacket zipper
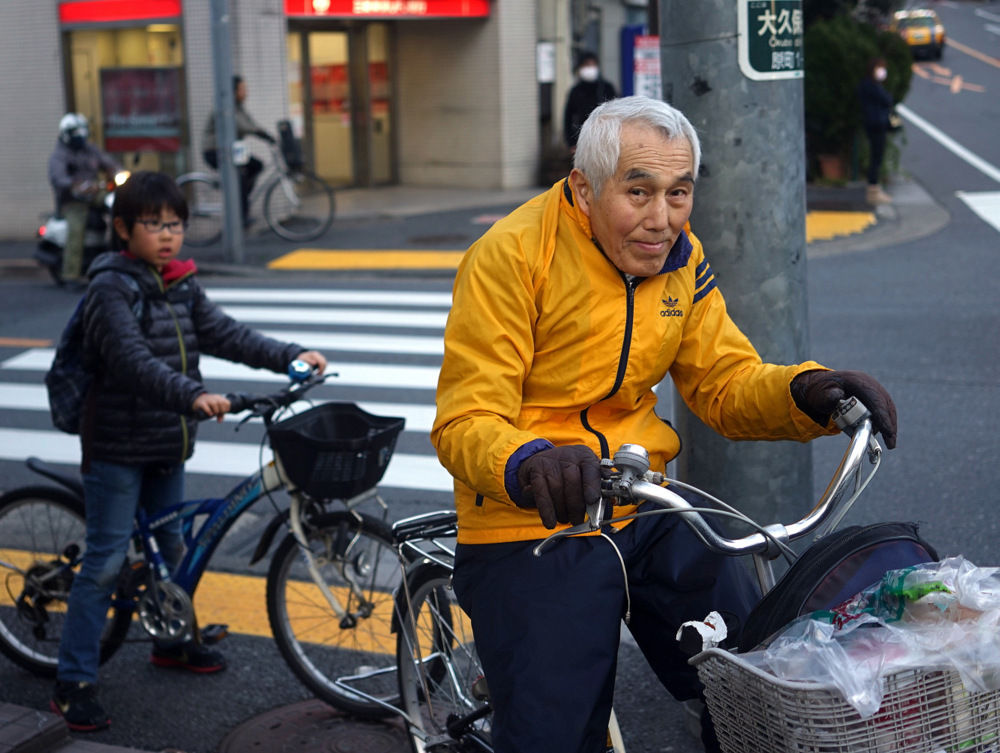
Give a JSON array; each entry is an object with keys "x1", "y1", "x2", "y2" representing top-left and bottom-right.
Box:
[
  {"x1": 158, "y1": 272, "x2": 190, "y2": 461},
  {"x1": 581, "y1": 274, "x2": 637, "y2": 459}
]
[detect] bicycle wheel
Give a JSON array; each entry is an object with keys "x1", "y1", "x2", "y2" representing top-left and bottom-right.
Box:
[
  {"x1": 266, "y1": 510, "x2": 402, "y2": 718},
  {"x1": 263, "y1": 169, "x2": 335, "y2": 242},
  {"x1": 0, "y1": 487, "x2": 131, "y2": 676},
  {"x1": 397, "y1": 563, "x2": 491, "y2": 753},
  {"x1": 176, "y1": 173, "x2": 223, "y2": 247}
]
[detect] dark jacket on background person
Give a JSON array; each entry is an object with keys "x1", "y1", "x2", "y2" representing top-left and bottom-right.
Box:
[
  {"x1": 563, "y1": 79, "x2": 618, "y2": 147},
  {"x1": 47, "y1": 140, "x2": 121, "y2": 212},
  {"x1": 857, "y1": 78, "x2": 894, "y2": 132},
  {"x1": 80, "y1": 252, "x2": 302, "y2": 465}
]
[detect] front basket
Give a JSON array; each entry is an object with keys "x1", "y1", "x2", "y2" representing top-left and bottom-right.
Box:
[{"x1": 267, "y1": 402, "x2": 405, "y2": 500}]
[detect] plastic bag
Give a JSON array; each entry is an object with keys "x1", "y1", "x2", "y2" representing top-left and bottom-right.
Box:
[{"x1": 756, "y1": 556, "x2": 1000, "y2": 717}]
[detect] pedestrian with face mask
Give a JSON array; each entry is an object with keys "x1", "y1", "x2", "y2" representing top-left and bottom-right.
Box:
[
  {"x1": 563, "y1": 51, "x2": 617, "y2": 150},
  {"x1": 857, "y1": 57, "x2": 895, "y2": 205}
]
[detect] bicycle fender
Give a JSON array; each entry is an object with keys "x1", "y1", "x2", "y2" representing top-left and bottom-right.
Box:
[
  {"x1": 250, "y1": 510, "x2": 290, "y2": 565},
  {"x1": 26, "y1": 456, "x2": 84, "y2": 501}
]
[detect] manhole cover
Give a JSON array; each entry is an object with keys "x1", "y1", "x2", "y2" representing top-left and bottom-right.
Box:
[{"x1": 218, "y1": 699, "x2": 409, "y2": 753}]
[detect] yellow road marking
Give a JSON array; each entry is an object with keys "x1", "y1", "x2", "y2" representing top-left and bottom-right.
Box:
[
  {"x1": 268, "y1": 250, "x2": 465, "y2": 270},
  {"x1": 948, "y1": 38, "x2": 1000, "y2": 70},
  {"x1": 0, "y1": 337, "x2": 53, "y2": 348},
  {"x1": 806, "y1": 211, "x2": 876, "y2": 243},
  {"x1": 268, "y1": 215, "x2": 874, "y2": 270},
  {"x1": 1, "y1": 549, "x2": 402, "y2": 654}
]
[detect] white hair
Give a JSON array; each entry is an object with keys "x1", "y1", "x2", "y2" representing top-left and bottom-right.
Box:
[{"x1": 574, "y1": 96, "x2": 701, "y2": 197}]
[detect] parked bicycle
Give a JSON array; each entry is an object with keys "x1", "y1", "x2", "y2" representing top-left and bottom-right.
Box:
[
  {"x1": 346, "y1": 397, "x2": 921, "y2": 752},
  {"x1": 0, "y1": 364, "x2": 407, "y2": 718},
  {"x1": 176, "y1": 121, "x2": 335, "y2": 245}
]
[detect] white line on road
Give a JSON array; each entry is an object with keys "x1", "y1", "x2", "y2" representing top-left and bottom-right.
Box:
[
  {"x1": 0, "y1": 382, "x2": 438, "y2": 433},
  {"x1": 219, "y1": 306, "x2": 449, "y2": 329},
  {"x1": 0, "y1": 428, "x2": 454, "y2": 493},
  {"x1": 956, "y1": 191, "x2": 1000, "y2": 235},
  {"x1": 257, "y1": 330, "x2": 444, "y2": 356},
  {"x1": 896, "y1": 104, "x2": 1000, "y2": 185},
  {"x1": 205, "y1": 289, "x2": 452, "y2": 308},
  {"x1": 2, "y1": 350, "x2": 441, "y2": 390},
  {"x1": 974, "y1": 8, "x2": 1000, "y2": 23}
]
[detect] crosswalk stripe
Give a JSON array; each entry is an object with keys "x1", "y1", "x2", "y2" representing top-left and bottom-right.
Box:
[
  {"x1": 0, "y1": 428, "x2": 454, "y2": 493},
  {"x1": 957, "y1": 191, "x2": 1000, "y2": 235},
  {"x1": 0, "y1": 383, "x2": 438, "y2": 434},
  {"x1": 258, "y1": 330, "x2": 444, "y2": 355},
  {"x1": 2, "y1": 351, "x2": 441, "y2": 390},
  {"x1": 219, "y1": 305, "x2": 449, "y2": 329},
  {"x1": 205, "y1": 289, "x2": 452, "y2": 307}
]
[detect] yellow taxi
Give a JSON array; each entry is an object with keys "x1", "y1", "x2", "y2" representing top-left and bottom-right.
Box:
[{"x1": 891, "y1": 9, "x2": 946, "y2": 59}]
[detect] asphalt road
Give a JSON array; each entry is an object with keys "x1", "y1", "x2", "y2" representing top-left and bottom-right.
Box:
[{"x1": 1, "y1": 4, "x2": 999, "y2": 750}]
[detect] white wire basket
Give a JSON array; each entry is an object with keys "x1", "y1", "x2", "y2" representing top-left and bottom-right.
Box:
[{"x1": 691, "y1": 647, "x2": 1000, "y2": 753}]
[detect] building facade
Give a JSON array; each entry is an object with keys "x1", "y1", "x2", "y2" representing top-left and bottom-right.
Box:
[{"x1": 1, "y1": 0, "x2": 644, "y2": 240}]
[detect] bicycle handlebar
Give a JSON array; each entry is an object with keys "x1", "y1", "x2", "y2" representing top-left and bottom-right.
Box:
[
  {"x1": 222, "y1": 362, "x2": 335, "y2": 422},
  {"x1": 532, "y1": 397, "x2": 881, "y2": 561}
]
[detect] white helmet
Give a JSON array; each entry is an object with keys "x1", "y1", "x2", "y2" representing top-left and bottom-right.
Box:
[{"x1": 58, "y1": 113, "x2": 89, "y2": 144}]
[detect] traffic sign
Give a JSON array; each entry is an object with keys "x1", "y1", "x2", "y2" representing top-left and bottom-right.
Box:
[{"x1": 738, "y1": 0, "x2": 804, "y2": 81}]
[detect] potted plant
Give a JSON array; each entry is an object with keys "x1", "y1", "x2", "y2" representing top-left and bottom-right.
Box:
[{"x1": 804, "y1": 13, "x2": 911, "y2": 182}]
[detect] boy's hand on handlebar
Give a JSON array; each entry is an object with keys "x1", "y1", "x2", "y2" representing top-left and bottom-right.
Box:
[
  {"x1": 791, "y1": 370, "x2": 897, "y2": 449},
  {"x1": 192, "y1": 392, "x2": 231, "y2": 422},
  {"x1": 295, "y1": 350, "x2": 327, "y2": 374},
  {"x1": 516, "y1": 445, "x2": 602, "y2": 529}
]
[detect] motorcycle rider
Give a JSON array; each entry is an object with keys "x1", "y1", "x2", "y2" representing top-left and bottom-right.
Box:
[{"x1": 47, "y1": 113, "x2": 122, "y2": 290}]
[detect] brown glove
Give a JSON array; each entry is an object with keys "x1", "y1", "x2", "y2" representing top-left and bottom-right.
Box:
[
  {"x1": 791, "y1": 370, "x2": 897, "y2": 449},
  {"x1": 515, "y1": 445, "x2": 602, "y2": 529}
]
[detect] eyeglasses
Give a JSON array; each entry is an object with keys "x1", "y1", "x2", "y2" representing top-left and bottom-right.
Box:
[{"x1": 136, "y1": 219, "x2": 187, "y2": 235}]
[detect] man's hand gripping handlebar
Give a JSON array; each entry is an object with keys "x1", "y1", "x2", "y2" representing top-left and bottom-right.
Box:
[{"x1": 532, "y1": 397, "x2": 880, "y2": 560}]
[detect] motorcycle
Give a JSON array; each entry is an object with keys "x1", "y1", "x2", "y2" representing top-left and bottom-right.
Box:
[{"x1": 34, "y1": 171, "x2": 130, "y2": 285}]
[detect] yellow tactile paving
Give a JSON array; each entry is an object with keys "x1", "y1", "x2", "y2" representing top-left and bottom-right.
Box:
[
  {"x1": 267, "y1": 213, "x2": 875, "y2": 270},
  {"x1": 268, "y1": 250, "x2": 465, "y2": 270},
  {"x1": 806, "y1": 211, "x2": 876, "y2": 243}
]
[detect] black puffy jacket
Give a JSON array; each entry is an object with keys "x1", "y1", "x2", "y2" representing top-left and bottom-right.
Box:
[{"x1": 80, "y1": 252, "x2": 303, "y2": 466}]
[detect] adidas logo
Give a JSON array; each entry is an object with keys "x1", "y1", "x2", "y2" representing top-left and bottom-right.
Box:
[{"x1": 660, "y1": 296, "x2": 684, "y2": 317}]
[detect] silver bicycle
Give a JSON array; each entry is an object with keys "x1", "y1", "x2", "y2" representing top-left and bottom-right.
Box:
[{"x1": 177, "y1": 127, "x2": 335, "y2": 245}]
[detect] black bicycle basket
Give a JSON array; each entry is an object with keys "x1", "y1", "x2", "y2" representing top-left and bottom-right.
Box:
[{"x1": 267, "y1": 402, "x2": 405, "y2": 500}]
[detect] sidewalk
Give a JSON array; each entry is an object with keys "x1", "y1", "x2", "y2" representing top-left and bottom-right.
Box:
[
  {"x1": 0, "y1": 176, "x2": 948, "y2": 282},
  {"x1": 0, "y1": 174, "x2": 950, "y2": 753}
]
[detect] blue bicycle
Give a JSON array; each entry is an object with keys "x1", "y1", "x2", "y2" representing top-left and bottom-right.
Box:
[{"x1": 0, "y1": 367, "x2": 408, "y2": 718}]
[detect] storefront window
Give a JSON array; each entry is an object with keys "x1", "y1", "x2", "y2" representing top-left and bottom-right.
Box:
[{"x1": 66, "y1": 25, "x2": 186, "y2": 174}]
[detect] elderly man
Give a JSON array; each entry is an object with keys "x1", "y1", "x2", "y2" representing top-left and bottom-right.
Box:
[{"x1": 431, "y1": 95, "x2": 896, "y2": 753}]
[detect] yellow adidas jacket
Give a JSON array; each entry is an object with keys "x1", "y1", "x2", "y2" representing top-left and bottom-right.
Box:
[{"x1": 431, "y1": 179, "x2": 834, "y2": 545}]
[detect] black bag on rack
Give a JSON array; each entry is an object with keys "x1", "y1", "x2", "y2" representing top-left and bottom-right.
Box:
[{"x1": 737, "y1": 521, "x2": 938, "y2": 653}]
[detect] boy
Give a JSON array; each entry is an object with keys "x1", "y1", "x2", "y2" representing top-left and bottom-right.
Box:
[{"x1": 51, "y1": 171, "x2": 327, "y2": 731}]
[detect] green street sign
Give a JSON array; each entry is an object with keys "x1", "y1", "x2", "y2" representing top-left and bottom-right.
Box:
[{"x1": 738, "y1": 0, "x2": 804, "y2": 81}]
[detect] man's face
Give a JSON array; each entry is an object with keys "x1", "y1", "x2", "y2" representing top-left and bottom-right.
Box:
[
  {"x1": 235, "y1": 81, "x2": 247, "y2": 104},
  {"x1": 571, "y1": 124, "x2": 695, "y2": 277}
]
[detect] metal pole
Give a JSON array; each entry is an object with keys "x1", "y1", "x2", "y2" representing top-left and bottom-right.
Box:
[
  {"x1": 209, "y1": 0, "x2": 244, "y2": 263},
  {"x1": 661, "y1": 0, "x2": 813, "y2": 527}
]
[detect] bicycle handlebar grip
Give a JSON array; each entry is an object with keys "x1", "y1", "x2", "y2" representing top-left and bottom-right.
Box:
[{"x1": 226, "y1": 392, "x2": 252, "y2": 414}]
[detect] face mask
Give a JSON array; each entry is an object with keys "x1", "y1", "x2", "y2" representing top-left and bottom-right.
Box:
[
  {"x1": 579, "y1": 66, "x2": 599, "y2": 82},
  {"x1": 874, "y1": 67, "x2": 887, "y2": 82},
  {"x1": 68, "y1": 134, "x2": 87, "y2": 150}
]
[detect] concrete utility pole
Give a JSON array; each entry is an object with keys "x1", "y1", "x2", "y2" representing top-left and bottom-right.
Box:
[
  {"x1": 660, "y1": 1, "x2": 812, "y2": 527},
  {"x1": 209, "y1": 0, "x2": 244, "y2": 263}
]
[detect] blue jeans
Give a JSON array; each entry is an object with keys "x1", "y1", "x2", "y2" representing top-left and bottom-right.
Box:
[{"x1": 57, "y1": 460, "x2": 185, "y2": 684}]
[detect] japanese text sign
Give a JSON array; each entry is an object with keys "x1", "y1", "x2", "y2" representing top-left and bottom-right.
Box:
[{"x1": 738, "y1": 0, "x2": 803, "y2": 81}]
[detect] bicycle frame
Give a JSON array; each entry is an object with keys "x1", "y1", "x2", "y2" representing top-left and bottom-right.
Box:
[{"x1": 131, "y1": 461, "x2": 284, "y2": 598}]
